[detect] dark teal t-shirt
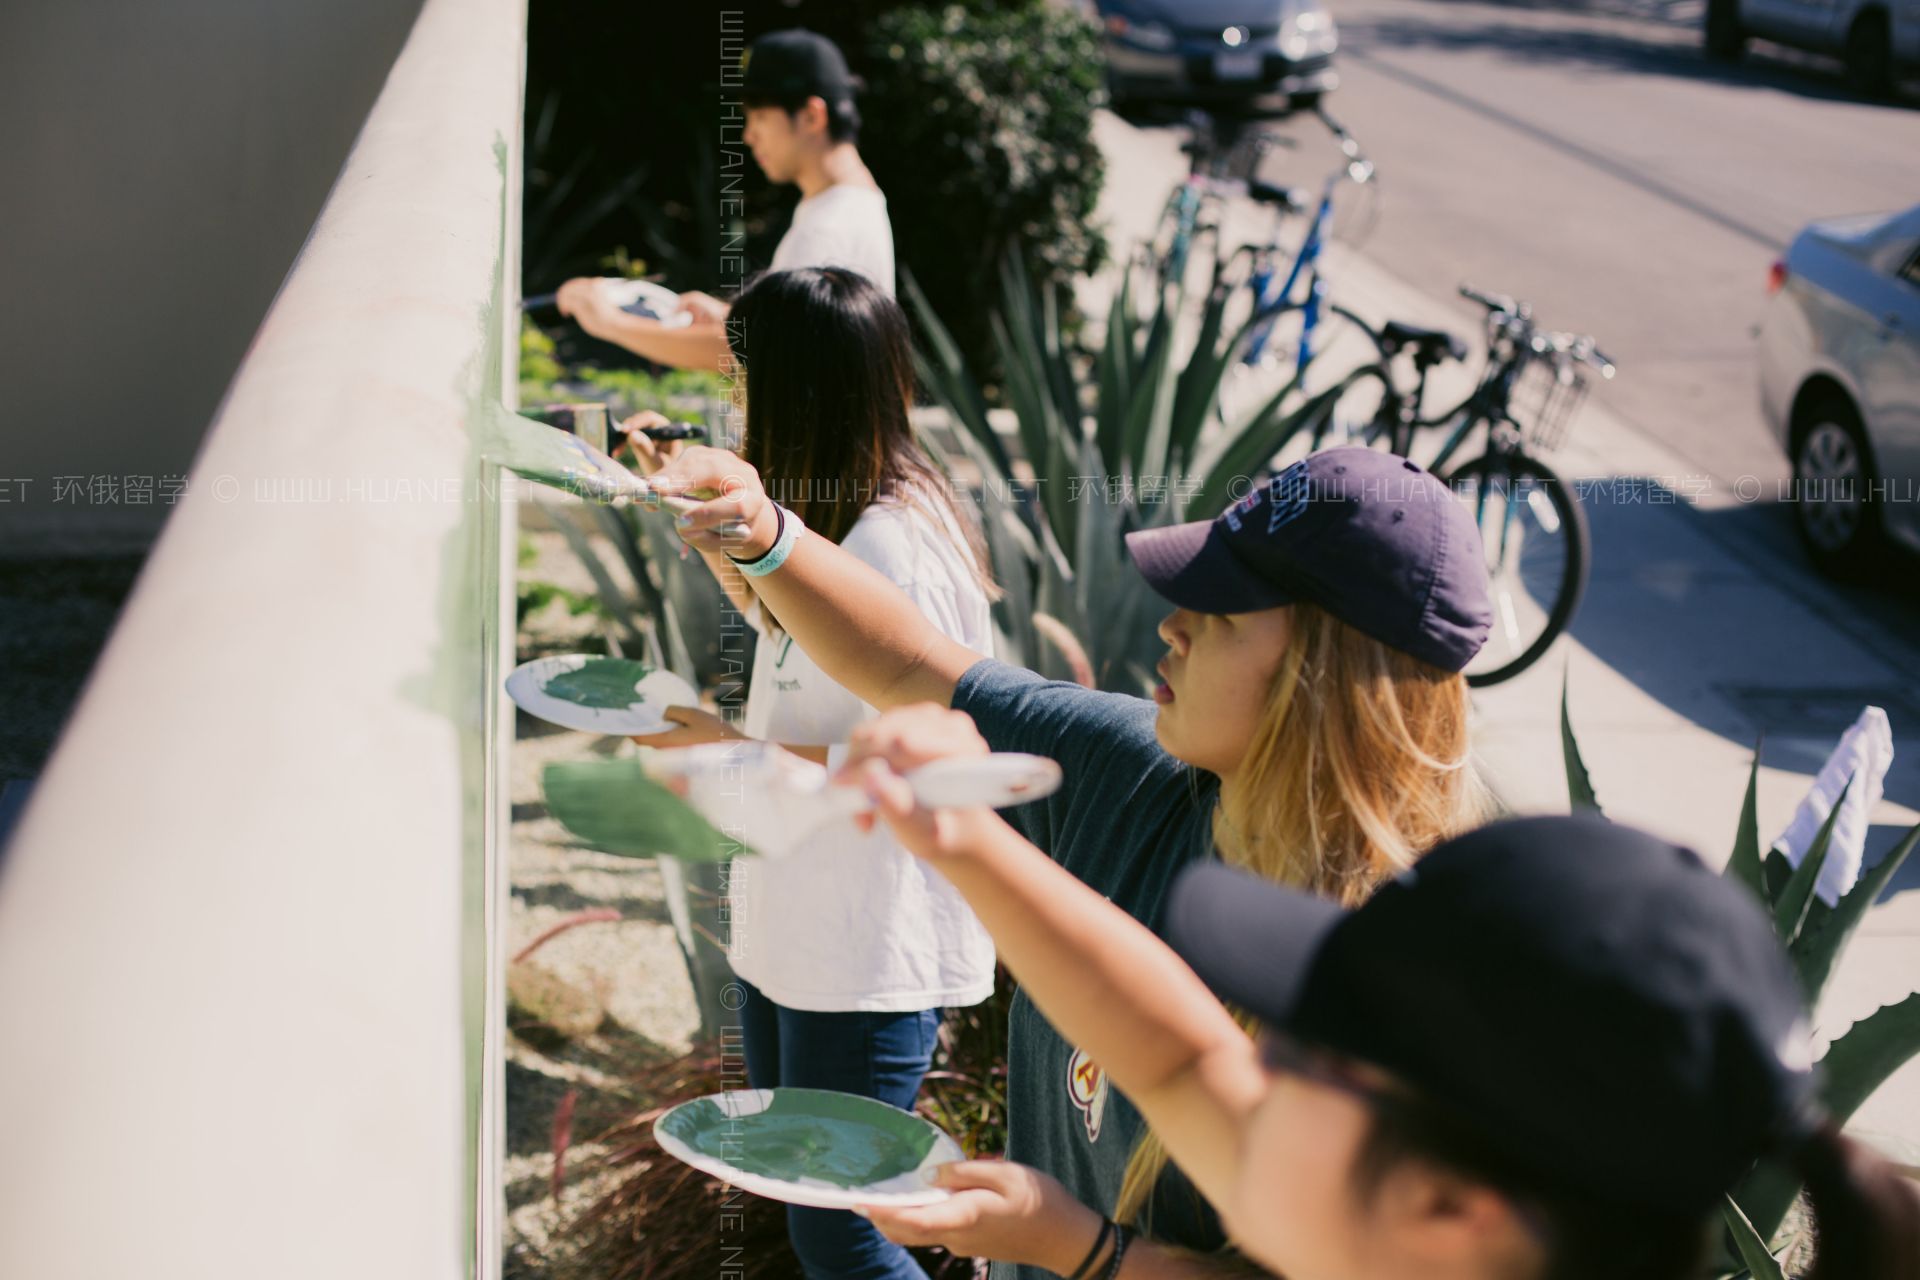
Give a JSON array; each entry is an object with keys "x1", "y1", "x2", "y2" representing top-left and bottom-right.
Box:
[{"x1": 951, "y1": 659, "x2": 1233, "y2": 1278}]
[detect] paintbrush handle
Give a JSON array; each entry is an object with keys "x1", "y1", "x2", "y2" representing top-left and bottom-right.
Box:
[{"x1": 631, "y1": 481, "x2": 752, "y2": 539}]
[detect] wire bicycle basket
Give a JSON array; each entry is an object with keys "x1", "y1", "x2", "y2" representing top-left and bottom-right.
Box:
[{"x1": 1515, "y1": 355, "x2": 1591, "y2": 454}]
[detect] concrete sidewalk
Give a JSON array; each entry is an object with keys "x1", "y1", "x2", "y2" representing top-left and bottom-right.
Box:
[
  {"x1": 1317, "y1": 242, "x2": 1920, "y2": 1162},
  {"x1": 1090, "y1": 109, "x2": 1920, "y2": 1161}
]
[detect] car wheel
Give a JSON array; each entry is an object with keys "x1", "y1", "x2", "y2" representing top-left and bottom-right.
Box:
[
  {"x1": 1791, "y1": 399, "x2": 1884, "y2": 577},
  {"x1": 1844, "y1": 10, "x2": 1894, "y2": 98},
  {"x1": 1704, "y1": 0, "x2": 1747, "y2": 61}
]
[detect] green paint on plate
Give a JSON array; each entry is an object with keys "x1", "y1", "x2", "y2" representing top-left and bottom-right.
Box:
[
  {"x1": 543, "y1": 659, "x2": 653, "y2": 709},
  {"x1": 659, "y1": 1090, "x2": 940, "y2": 1189}
]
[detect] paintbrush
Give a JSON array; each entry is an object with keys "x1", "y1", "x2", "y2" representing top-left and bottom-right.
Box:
[
  {"x1": 544, "y1": 746, "x2": 1063, "y2": 863},
  {"x1": 490, "y1": 417, "x2": 751, "y2": 538}
]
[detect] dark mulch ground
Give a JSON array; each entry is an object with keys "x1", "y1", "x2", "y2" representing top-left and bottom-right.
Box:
[{"x1": 0, "y1": 554, "x2": 148, "y2": 783}]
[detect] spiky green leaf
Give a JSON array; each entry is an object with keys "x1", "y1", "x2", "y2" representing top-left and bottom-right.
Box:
[
  {"x1": 1561, "y1": 666, "x2": 1603, "y2": 815},
  {"x1": 1771, "y1": 775, "x2": 1852, "y2": 945},
  {"x1": 1726, "y1": 739, "x2": 1768, "y2": 902},
  {"x1": 1821, "y1": 992, "x2": 1920, "y2": 1127},
  {"x1": 1720, "y1": 1195, "x2": 1787, "y2": 1280},
  {"x1": 1793, "y1": 821, "x2": 1920, "y2": 1002}
]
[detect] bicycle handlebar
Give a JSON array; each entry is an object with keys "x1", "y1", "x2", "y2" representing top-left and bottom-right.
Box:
[
  {"x1": 1459, "y1": 284, "x2": 1616, "y2": 377},
  {"x1": 1458, "y1": 284, "x2": 1519, "y2": 315}
]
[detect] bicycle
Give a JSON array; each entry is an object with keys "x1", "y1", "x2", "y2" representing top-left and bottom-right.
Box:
[
  {"x1": 1144, "y1": 105, "x2": 1295, "y2": 296},
  {"x1": 1306, "y1": 285, "x2": 1617, "y2": 687},
  {"x1": 1227, "y1": 105, "x2": 1377, "y2": 379}
]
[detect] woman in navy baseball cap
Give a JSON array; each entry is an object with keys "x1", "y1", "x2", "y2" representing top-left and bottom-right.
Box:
[
  {"x1": 654, "y1": 444, "x2": 1498, "y2": 1274},
  {"x1": 835, "y1": 729, "x2": 1920, "y2": 1280}
]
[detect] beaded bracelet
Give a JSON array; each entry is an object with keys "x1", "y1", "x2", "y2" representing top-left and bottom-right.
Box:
[
  {"x1": 727, "y1": 503, "x2": 804, "y2": 577},
  {"x1": 1064, "y1": 1217, "x2": 1115, "y2": 1280},
  {"x1": 1100, "y1": 1223, "x2": 1130, "y2": 1279}
]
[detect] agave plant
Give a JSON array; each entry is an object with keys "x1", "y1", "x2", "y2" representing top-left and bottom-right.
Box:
[
  {"x1": 1560, "y1": 679, "x2": 1920, "y2": 1269},
  {"x1": 908, "y1": 247, "x2": 1347, "y2": 693}
]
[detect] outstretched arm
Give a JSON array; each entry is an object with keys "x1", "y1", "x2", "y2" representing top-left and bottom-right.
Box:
[
  {"x1": 648, "y1": 446, "x2": 984, "y2": 710},
  {"x1": 837, "y1": 706, "x2": 1265, "y2": 1215},
  {"x1": 554, "y1": 279, "x2": 732, "y2": 372}
]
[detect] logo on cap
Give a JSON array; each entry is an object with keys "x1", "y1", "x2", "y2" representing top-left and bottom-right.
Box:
[{"x1": 1223, "y1": 459, "x2": 1311, "y2": 534}]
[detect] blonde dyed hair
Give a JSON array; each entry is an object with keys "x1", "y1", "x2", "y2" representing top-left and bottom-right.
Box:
[{"x1": 1113, "y1": 601, "x2": 1496, "y2": 1240}]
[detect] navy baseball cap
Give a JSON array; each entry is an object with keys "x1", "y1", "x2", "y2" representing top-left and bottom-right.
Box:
[
  {"x1": 1167, "y1": 816, "x2": 1824, "y2": 1216},
  {"x1": 742, "y1": 29, "x2": 861, "y2": 114},
  {"x1": 1123, "y1": 448, "x2": 1491, "y2": 671}
]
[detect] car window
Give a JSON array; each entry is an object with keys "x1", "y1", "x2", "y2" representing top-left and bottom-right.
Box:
[{"x1": 1900, "y1": 244, "x2": 1920, "y2": 291}]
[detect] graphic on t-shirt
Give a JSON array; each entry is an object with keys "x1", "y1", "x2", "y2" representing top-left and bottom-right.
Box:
[
  {"x1": 775, "y1": 635, "x2": 795, "y2": 669},
  {"x1": 1067, "y1": 1047, "x2": 1110, "y2": 1143}
]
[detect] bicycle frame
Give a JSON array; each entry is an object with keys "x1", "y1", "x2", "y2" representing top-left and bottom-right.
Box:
[
  {"x1": 1237, "y1": 108, "x2": 1373, "y2": 375},
  {"x1": 1243, "y1": 186, "x2": 1336, "y2": 371}
]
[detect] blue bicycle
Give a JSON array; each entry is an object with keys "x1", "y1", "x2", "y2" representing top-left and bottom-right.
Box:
[{"x1": 1230, "y1": 106, "x2": 1376, "y2": 377}]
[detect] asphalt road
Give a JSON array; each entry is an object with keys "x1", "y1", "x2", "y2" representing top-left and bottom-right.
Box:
[{"x1": 1104, "y1": 0, "x2": 1920, "y2": 660}]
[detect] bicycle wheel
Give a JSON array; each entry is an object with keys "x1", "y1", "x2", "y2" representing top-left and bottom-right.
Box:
[{"x1": 1443, "y1": 452, "x2": 1589, "y2": 688}]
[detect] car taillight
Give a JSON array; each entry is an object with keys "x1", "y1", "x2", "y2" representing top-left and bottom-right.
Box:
[{"x1": 1767, "y1": 260, "x2": 1788, "y2": 295}]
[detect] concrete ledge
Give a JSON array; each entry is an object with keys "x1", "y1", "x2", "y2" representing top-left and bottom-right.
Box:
[{"x1": 0, "y1": 0, "x2": 524, "y2": 1275}]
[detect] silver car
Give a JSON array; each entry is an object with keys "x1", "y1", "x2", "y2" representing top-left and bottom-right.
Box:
[
  {"x1": 1758, "y1": 203, "x2": 1920, "y2": 575},
  {"x1": 1093, "y1": 0, "x2": 1339, "y2": 111}
]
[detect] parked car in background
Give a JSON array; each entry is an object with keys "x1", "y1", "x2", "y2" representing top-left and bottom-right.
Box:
[
  {"x1": 1091, "y1": 0, "x2": 1338, "y2": 112},
  {"x1": 1705, "y1": 0, "x2": 1917, "y2": 97},
  {"x1": 1758, "y1": 203, "x2": 1920, "y2": 576}
]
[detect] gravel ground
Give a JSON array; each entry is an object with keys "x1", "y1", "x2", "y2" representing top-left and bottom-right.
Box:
[{"x1": 505, "y1": 521, "x2": 704, "y2": 1278}]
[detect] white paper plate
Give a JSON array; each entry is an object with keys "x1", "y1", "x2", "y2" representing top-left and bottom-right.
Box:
[
  {"x1": 654, "y1": 1088, "x2": 962, "y2": 1210},
  {"x1": 505, "y1": 655, "x2": 698, "y2": 736},
  {"x1": 599, "y1": 278, "x2": 693, "y2": 328}
]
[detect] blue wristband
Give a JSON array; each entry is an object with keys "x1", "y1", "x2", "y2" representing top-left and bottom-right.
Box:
[{"x1": 730, "y1": 504, "x2": 803, "y2": 577}]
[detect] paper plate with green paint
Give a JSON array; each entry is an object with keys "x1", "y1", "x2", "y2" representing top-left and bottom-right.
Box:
[
  {"x1": 506, "y1": 655, "x2": 697, "y2": 736},
  {"x1": 654, "y1": 1088, "x2": 962, "y2": 1210}
]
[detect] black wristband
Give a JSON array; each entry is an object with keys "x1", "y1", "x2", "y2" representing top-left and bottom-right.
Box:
[
  {"x1": 1063, "y1": 1216, "x2": 1114, "y2": 1280},
  {"x1": 725, "y1": 502, "x2": 782, "y2": 565},
  {"x1": 1100, "y1": 1223, "x2": 1131, "y2": 1280}
]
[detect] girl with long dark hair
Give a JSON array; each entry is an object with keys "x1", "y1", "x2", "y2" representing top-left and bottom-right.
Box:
[{"x1": 624, "y1": 266, "x2": 997, "y2": 1280}]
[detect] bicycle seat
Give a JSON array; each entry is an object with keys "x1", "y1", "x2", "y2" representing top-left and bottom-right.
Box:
[
  {"x1": 1248, "y1": 180, "x2": 1307, "y2": 212},
  {"x1": 1380, "y1": 320, "x2": 1466, "y2": 364}
]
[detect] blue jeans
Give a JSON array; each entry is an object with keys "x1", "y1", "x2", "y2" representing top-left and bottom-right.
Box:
[{"x1": 736, "y1": 980, "x2": 943, "y2": 1280}]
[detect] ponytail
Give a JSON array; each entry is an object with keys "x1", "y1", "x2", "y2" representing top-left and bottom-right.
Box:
[{"x1": 1801, "y1": 1126, "x2": 1920, "y2": 1278}]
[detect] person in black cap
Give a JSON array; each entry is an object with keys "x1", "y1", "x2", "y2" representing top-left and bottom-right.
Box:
[
  {"x1": 556, "y1": 29, "x2": 893, "y2": 371},
  {"x1": 649, "y1": 444, "x2": 1500, "y2": 1276},
  {"x1": 828, "y1": 746, "x2": 1920, "y2": 1280}
]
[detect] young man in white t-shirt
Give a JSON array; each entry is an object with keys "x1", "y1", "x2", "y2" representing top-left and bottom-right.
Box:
[{"x1": 555, "y1": 29, "x2": 895, "y2": 370}]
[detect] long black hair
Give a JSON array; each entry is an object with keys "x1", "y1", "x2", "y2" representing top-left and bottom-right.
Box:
[{"x1": 725, "y1": 266, "x2": 998, "y2": 632}]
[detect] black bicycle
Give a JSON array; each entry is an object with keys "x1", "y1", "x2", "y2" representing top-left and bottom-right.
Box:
[{"x1": 1305, "y1": 286, "x2": 1617, "y2": 687}]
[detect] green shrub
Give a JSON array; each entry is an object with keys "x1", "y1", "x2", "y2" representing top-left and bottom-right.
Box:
[
  {"x1": 912, "y1": 246, "x2": 1340, "y2": 691},
  {"x1": 863, "y1": 3, "x2": 1109, "y2": 386}
]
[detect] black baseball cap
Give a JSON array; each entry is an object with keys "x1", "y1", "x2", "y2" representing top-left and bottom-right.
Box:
[
  {"x1": 1123, "y1": 447, "x2": 1491, "y2": 671},
  {"x1": 1167, "y1": 815, "x2": 1823, "y2": 1216},
  {"x1": 741, "y1": 29, "x2": 861, "y2": 116}
]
